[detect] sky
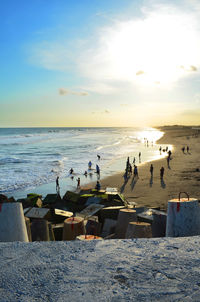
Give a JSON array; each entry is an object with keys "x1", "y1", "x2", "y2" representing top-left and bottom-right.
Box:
[{"x1": 1, "y1": 0, "x2": 200, "y2": 127}]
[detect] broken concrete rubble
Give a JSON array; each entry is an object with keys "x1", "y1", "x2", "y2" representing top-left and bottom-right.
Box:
[{"x1": 2, "y1": 188, "x2": 194, "y2": 243}]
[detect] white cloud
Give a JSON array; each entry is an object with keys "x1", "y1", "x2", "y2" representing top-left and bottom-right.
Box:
[
  {"x1": 59, "y1": 88, "x2": 88, "y2": 96},
  {"x1": 28, "y1": 1, "x2": 200, "y2": 95}
]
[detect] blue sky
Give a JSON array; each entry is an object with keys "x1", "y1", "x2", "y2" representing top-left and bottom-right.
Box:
[{"x1": 1, "y1": 0, "x2": 200, "y2": 127}]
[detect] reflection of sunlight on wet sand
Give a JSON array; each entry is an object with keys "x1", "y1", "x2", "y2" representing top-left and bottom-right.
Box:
[{"x1": 137, "y1": 128, "x2": 164, "y2": 143}]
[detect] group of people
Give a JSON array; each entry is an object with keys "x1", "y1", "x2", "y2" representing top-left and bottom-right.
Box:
[
  {"x1": 181, "y1": 146, "x2": 190, "y2": 154},
  {"x1": 56, "y1": 154, "x2": 102, "y2": 192},
  {"x1": 124, "y1": 155, "x2": 140, "y2": 182},
  {"x1": 56, "y1": 146, "x2": 175, "y2": 194}
]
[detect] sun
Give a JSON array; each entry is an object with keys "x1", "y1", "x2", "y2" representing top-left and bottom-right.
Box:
[{"x1": 99, "y1": 10, "x2": 200, "y2": 86}]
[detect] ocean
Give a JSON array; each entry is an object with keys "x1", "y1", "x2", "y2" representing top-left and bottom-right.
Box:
[{"x1": 0, "y1": 127, "x2": 169, "y2": 199}]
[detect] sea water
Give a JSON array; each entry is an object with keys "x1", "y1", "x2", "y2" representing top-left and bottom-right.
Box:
[{"x1": 0, "y1": 127, "x2": 170, "y2": 199}]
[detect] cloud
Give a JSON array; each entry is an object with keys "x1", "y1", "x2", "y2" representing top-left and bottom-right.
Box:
[
  {"x1": 136, "y1": 70, "x2": 145, "y2": 76},
  {"x1": 180, "y1": 65, "x2": 198, "y2": 72},
  {"x1": 28, "y1": 1, "x2": 200, "y2": 95},
  {"x1": 91, "y1": 109, "x2": 110, "y2": 114},
  {"x1": 190, "y1": 65, "x2": 198, "y2": 71},
  {"x1": 59, "y1": 88, "x2": 88, "y2": 96}
]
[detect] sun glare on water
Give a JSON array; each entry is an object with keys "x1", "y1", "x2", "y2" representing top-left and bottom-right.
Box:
[{"x1": 100, "y1": 11, "x2": 200, "y2": 86}]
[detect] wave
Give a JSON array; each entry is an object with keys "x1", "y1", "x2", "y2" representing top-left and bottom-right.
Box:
[
  {"x1": 0, "y1": 157, "x2": 29, "y2": 165},
  {"x1": 96, "y1": 139, "x2": 123, "y2": 151}
]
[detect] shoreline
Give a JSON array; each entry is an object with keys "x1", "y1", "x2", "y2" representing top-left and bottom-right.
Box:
[
  {"x1": 87, "y1": 126, "x2": 200, "y2": 210},
  {"x1": 5, "y1": 126, "x2": 200, "y2": 210},
  {"x1": 5, "y1": 128, "x2": 168, "y2": 200}
]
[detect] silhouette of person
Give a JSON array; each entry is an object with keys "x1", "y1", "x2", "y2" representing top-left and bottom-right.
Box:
[
  {"x1": 76, "y1": 177, "x2": 80, "y2": 188},
  {"x1": 69, "y1": 168, "x2": 74, "y2": 174},
  {"x1": 150, "y1": 164, "x2": 153, "y2": 176},
  {"x1": 134, "y1": 165, "x2": 138, "y2": 177},
  {"x1": 96, "y1": 164, "x2": 100, "y2": 174},
  {"x1": 160, "y1": 167, "x2": 164, "y2": 179},
  {"x1": 88, "y1": 161, "x2": 92, "y2": 169},
  {"x1": 95, "y1": 181, "x2": 101, "y2": 191},
  {"x1": 97, "y1": 154, "x2": 101, "y2": 160},
  {"x1": 168, "y1": 150, "x2": 172, "y2": 159},
  {"x1": 56, "y1": 176, "x2": 60, "y2": 194},
  {"x1": 187, "y1": 146, "x2": 190, "y2": 153}
]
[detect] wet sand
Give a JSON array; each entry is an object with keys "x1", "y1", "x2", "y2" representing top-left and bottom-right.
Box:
[{"x1": 86, "y1": 126, "x2": 200, "y2": 210}]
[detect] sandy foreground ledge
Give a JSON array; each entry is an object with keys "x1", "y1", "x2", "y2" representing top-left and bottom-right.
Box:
[
  {"x1": 1, "y1": 237, "x2": 200, "y2": 302},
  {"x1": 96, "y1": 126, "x2": 200, "y2": 210}
]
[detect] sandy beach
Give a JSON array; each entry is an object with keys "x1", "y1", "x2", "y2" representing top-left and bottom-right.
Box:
[{"x1": 91, "y1": 126, "x2": 200, "y2": 210}]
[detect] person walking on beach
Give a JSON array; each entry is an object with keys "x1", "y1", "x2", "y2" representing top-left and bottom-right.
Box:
[
  {"x1": 168, "y1": 150, "x2": 172, "y2": 159},
  {"x1": 139, "y1": 152, "x2": 141, "y2": 160},
  {"x1": 56, "y1": 176, "x2": 60, "y2": 194},
  {"x1": 150, "y1": 164, "x2": 153, "y2": 177},
  {"x1": 160, "y1": 167, "x2": 164, "y2": 179},
  {"x1": 134, "y1": 165, "x2": 138, "y2": 178},
  {"x1": 159, "y1": 146, "x2": 162, "y2": 154},
  {"x1": 97, "y1": 154, "x2": 101, "y2": 160},
  {"x1": 69, "y1": 168, "x2": 74, "y2": 174},
  {"x1": 187, "y1": 146, "x2": 190, "y2": 153},
  {"x1": 76, "y1": 177, "x2": 80, "y2": 188},
  {"x1": 133, "y1": 157, "x2": 136, "y2": 164},
  {"x1": 181, "y1": 146, "x2": 185, "y2": 153}
]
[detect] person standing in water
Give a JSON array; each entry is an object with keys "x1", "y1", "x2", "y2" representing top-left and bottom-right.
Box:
[
  {"x1": 96, "y1": 164, "x2": 100, "y2": 175},
  {"x1": 88, "y1": 161, "x2": 92, "y2": 169},
  {"x1": 56, "y1": 176, "x2": 60, "y2": 194},
  {"x1": 76, "y1": 177, "x2": 80, "y2": 188}
]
